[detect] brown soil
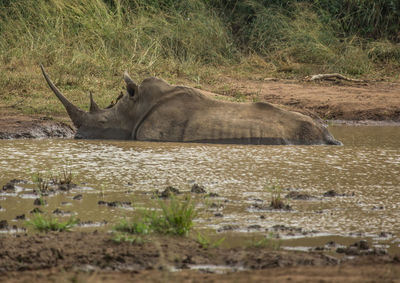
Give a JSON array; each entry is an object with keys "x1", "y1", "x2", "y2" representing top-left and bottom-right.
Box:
[
  {"x1": 205, "y1": 79, "x2": 400, "y2": 121},
  {"x1": 0, "y1": 231, "x2": 399, "y2": 282},
  {"x1": 0, "y1": 109, "x2": 73, "y2": 139}
]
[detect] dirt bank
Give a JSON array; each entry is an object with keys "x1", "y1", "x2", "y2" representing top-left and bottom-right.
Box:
[
  {"x1": 0, "y1": 231, "x2": 399, "y2": 282},
  {"x1": 0, "y1": 111, "x2": 73, "y2": 139},
  {"x1": 209, "y1": 78, "x2": 400, "y2": 121}
]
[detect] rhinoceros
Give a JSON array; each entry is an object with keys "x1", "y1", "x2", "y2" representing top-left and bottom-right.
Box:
[{"x1": 40, "y1": 65, "x2": 341, "y2": 145}]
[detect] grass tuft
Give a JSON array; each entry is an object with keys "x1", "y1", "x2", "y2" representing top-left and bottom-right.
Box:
[
  {"x1": 197, "y1": 232, "x2": 225, "y2": 249},
  {"x1": 114, "y1": 194, "x2": 197, "y2": 237},
  {"x1": 26, "y1": 213, "x2": 79, "y2": 232},
  {"x1": 265, "y1": 183, "x2": 291, "y2": 210},
  {"x1": 31, "y1": 172, "x2": 51, "y2": 195}
]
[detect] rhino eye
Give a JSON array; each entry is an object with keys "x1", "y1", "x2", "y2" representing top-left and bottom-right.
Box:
[{"x1": 127, "y1": 83, "x2": 136, "y2": 97}]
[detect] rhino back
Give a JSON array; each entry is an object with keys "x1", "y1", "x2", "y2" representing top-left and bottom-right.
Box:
[{"x1": 134, "y1": 90, "x2": 333, "y2": 145}]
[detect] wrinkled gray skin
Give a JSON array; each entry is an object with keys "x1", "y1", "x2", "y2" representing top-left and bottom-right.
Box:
[{"x1": 40, "y1": 65, "x2": 341, "y2": 145}]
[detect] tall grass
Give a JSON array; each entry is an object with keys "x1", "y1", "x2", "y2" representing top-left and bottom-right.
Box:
[
  {"x1": 0, "y1": 0, "x2": 399, "y2": 116},
  {"x1": 0, "y1": 0, "x2": 233, "y2": 115}
]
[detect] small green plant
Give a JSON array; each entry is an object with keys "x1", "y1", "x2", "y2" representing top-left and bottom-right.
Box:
[
  {"x1": 31, "y1": 172, "x2": 50, "y2": 195},
  {"x1": 197, "y1": 232, "x2": 225, "y2": 249},
  {"x1": 113, "y1": 232, "x2": 144, "y2": 244},
  {"x1": 151, "y1": 195, "x2": 197, "y2": 236},
  {"x1": 247, "y1": 234, "x2": 281, "y2": 250},
  {"x1": 26, "y1": 213, "x2": 79, "y2": 232},
  {"x1": 266, "y1": 183, "x2": 287, "y2": 209},
  {"x1": 37, "y1": 196, "x2": 46, "y2": 206},
  {"x1": 113, "y1": 194, "x2": 197, "y2": 237},
  {"x1": 114, "y1": 218, "x2": 151, "y2": 235}
]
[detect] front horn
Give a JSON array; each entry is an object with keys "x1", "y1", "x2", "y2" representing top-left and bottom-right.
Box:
[{"x1": 40, "y1": 64, "x2": 86, "y2": 127}]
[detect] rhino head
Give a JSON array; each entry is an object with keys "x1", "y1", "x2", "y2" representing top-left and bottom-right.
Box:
[{"x1": 40, "y1": 65, "x2": 154, "y2": 140}]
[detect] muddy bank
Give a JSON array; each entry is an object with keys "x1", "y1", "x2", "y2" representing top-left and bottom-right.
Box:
[
  {"x1": 2, "y1": 262, "x2": 400, "y2": 282},
  {"x1": 208, "y1": 79, "x2": 400, "y2": 122},
  {"x1": 0, "y1": 232, "x2": 338, "y2": 272},
  {"x1": 0, "y1": 231, "x2": 399, "y2": 282},
  {"x1": 0, "y1": 114, "x2": 74, "y2": 139}
]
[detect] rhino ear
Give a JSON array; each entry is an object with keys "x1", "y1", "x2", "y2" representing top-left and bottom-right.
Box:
[{"x1": 123, "y1": 72, "x2": 138, "y2": 97}]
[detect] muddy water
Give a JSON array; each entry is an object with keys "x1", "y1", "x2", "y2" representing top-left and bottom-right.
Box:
[{"x1": 0, "y1": 126, "x2": 399, "y2": 251}]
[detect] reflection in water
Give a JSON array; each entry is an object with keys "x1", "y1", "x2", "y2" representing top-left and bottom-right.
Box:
[{"x1": 0, "y1": 126, "x2": 399, "y2": 248}]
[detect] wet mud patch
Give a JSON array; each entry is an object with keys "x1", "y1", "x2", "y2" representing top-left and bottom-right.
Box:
[
  {"x1": 0, "y1": 231, "x2": 399, "y2": 282},
  {"x1": 0, "y1": 231, "x2": 341, "y2": 273},
  {"x1": 0, "y1": 115, "x2": 74, "y2": 139}
]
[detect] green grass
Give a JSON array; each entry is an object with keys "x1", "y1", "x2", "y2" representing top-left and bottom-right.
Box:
[
  {"x1": 196, "y1": 232, "x2": 225, "y2": 249},
  {"x1": 246, "y1": 234, "x2": 281, "y2": 250},
  {"x1": 114, "y1": 194, "x2": 197, "y2": 237},
  {"x1": 26, "y1": 213, "x2": 79, "y2": 232},
  {"x1": 0, "y1": 0, "x2": 399, "y2": 116},
  {"x1": 112, "y1": 232, "x2": 145, "y2": 244}
]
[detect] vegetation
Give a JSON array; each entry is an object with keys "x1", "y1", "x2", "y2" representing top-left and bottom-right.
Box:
[
  {"x1": 26, "y1": 213, "x2": 79, "y2": 232},
  {"x1": 51, "y1": 166, "x2": 74, "y2": 185},
  {"x1": 112, "y1": 232, "x2": 145, "y2": 244},
  {"x1": 197, "y1": 232, "x2": 225, "y2": 249},
  {"x1": 114, "y1": 194, "x2": 197, "y2": 237},
  {"x1": 247, "y1": 234, "x2": 281, "y2": 250},
  {"x1": 0, "y1": 0, "x2": 399, "y2": 115},
  {"x1": 31, "y1": 172, "x2": 51, "y2": 195},
  {"x1": 31, "y1": 165, "x2": 76, "y2": 195},
  {"x1": 266, "y1": 183, "x2": 290, "y2": 210}
]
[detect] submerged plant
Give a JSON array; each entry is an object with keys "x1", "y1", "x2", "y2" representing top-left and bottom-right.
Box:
[
  {"x1": 51, "y1": 166, "x2": 74, "y2": 185},
  {"x1": 266, "y1": 182, "x2": 290, "y2": 210},
  {"x1": 31, "y1": 172, "x2": 50, "y2": 195},
  {"x1": 26, "y1": 213, "x2": 79, "y2": 232}
]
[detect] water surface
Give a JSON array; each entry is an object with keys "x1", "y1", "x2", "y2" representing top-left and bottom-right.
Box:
[{"x1": 0, "y1": 126, "x2": 399, "y2": 251}]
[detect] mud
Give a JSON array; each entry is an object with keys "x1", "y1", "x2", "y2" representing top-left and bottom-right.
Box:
[
  {"x1": 0, "y1": 114, "x2": 73, "y2": 139},
  {"x1": 0, "y1": 231, "x2": 399, "y2": 282},
  {"x1": 210, "y1": 78, "x2": 400, "y2": 121}
]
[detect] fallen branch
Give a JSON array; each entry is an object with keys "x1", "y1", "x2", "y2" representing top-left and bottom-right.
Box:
[{"x1": 305, "y1": 73, "x2": 366, "y2": 83}]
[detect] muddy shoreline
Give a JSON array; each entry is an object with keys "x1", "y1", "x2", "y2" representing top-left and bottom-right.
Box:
[
  {"x1": 0, "y1": 114, "x2": 74, "y2": 139},
  {"x1": 0, "y1": 231, "x2": 399, "y2": 282}
]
